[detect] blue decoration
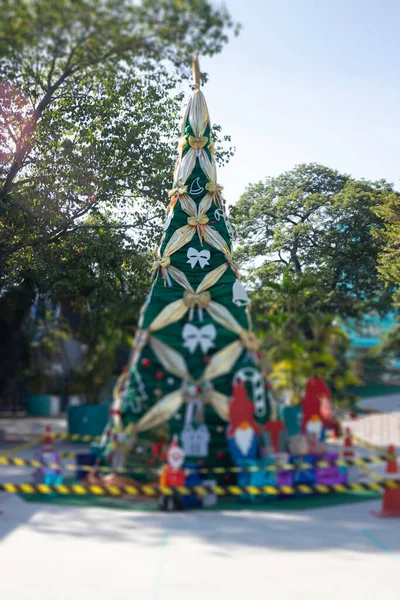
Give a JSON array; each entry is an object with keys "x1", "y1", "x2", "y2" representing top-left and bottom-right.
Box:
[{"x1": 227, "y1": 431, "x2": 258, "y2": 464}]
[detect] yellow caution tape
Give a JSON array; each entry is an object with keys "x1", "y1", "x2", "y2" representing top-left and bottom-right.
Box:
[
  {"x1": 352, "y1": 435, "x2": 390, "y2": 458},
  {"x1": 0, "y1": 436, "x2": 43, "y2": 457},
  {"x1": 43, "y1": 432, "x2": 101, "y2": 442},
  {"x1": 0, "y1": 453, "x2": 388, "y2": 475},
  {"x1": 1, "y1": 480, "x2": 398, "y2": 498}
]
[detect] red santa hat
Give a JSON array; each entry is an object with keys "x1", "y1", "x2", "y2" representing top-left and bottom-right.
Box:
[
  {"x1": 167, "y1": 435, "x2": 185, "y2": 469},
  {"x1": 228, "y1": 380, "x2": 260, "y2": 437}
]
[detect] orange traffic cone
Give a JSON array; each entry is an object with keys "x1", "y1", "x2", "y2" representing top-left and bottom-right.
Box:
[
  {"x1": 343, "y1": 428, "x2": 354, "y2": 458},
  {"x1": 371, "y1": 444, "x2": 400, "y2": 518},
  {"x1": 386, "y1": 444, "x2": 398, "y2": 474},
  {"x1": 42, "y1": 425, "x2": 54, "y2": 453}
]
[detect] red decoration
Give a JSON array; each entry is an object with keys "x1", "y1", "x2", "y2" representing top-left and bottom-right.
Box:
[
  {"x1": 263, "y1": 420, "x2": 285, "y2": 453},
  {"x1": 343, "y1": 428, "x2": 354, "y2": 458},
  {"x1": 155, "y1": 370, "x2": 164, "y2": 380},
  {"x1": 159, "y1": 436, "x2": 185, "y2": 487},
  {"x1": 228, "y1": 380, "x2": 260, "y2": 437},
  {"x1": 141, "y1": 358, "x2": 151, "y2": 368},
  {"x1": 216, "y1": 451, "x2": 225, "y2": 460},
  {"x1": 151, "y1": 442, "x2": 168, "y2": 462},
  {"x1": 42, "y1": 425, "x2": 54, "y2": 452},
  {"x1": 301, "y1": 376, "x2": 333, "y2": 431},
  {"x1": 203, "y1": 356, "x2": 211, "y2": 364}
]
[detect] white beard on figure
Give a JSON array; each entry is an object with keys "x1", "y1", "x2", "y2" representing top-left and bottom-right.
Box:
[
  {"x1": 232, "y1": 427, "x2": 255, "y2": 456},
  {"x1": 305, "y1": 418, "x2": 323, "y2": 440},
  {"x1": 168, "y1": 449, "x2": 185, "y2": 469}
]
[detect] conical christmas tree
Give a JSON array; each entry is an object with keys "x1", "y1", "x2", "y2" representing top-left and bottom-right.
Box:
[{"x1": 101, "y1": 58, "x2": 270, "y2": 471}]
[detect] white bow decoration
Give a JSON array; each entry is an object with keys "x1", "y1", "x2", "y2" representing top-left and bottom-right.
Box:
[
  {"x1": 182, "y1": 323, "x2": 216, "y2": 354},
  {"x1": 186, "y1": 247, "x2": 211, "y2": 269}
]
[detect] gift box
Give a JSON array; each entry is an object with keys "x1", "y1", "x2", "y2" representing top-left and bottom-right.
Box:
[
  {"x1": 290, "y1": 454, "x2": 316, "y2": 485},
  {"x1": 315, "y1": 466, "x2": 347, "y2": 485},
  {"x1": 277, "y1": 470, "x2": 294, "y2": 487}
]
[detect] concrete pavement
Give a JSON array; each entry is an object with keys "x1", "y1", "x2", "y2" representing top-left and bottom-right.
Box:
[
  {"x1": 0, "y1": 494, "x2": 399, "y2": 600},
  {"x1": 1, "y1": 433, "x2": 399, "y2": 599},
  {"x1": 0, "y1": 416, "x2": 67, "y2": 442}
]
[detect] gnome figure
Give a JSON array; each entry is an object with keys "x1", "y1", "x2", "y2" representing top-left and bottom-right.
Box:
[
  {"x1": 226, "y1": 380, "x2": 260, "y2": 463},
  {"x1": 301, "y1": 376, "x2": 333, "y2": 439},
  {"x1": 159, "y1": 435, "x2": 186, "y2": 487}
]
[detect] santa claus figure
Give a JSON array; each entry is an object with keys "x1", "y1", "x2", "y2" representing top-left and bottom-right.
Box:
[
  {"x1": 159, "y1": 435, "x2": 186, "y2": 487},
  {"x1": 227, "y1": 380, "x2": 260, "y2": 463}
]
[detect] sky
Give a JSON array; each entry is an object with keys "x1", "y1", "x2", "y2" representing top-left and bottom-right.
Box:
[{"x1": 199, "y1": 0, "x2": 400, "y2": 204}]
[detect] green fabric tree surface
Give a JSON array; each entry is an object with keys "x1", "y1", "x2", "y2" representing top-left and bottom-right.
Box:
[{"x1": 101, "y1": 78, "x2": 270, "y2": 469}]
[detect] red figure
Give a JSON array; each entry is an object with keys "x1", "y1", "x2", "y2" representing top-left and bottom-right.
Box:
[
  {"x1": 263, "y1": 420, "x2": 285, "y2": 453},
  {"x1": 301, "y1": 376, "x2": 333, "y2": 431},
  {"x1": 159, "y1": 436, "x2": 186, "y2": 487},
  {"x1": 228, "y1": 380, "x2": 260, "y2": 437}
]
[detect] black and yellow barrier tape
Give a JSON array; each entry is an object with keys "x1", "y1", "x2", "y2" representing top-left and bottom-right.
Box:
[
  {"x1": 0, "y1": 454, "x2": 388, "y2": 475},
  {"x1": 351, "y1": 435, "x2": 390, "y2": 458},
  {"x1": 1, "y1": 479, "x2": 399, "y2": 498},
  {"x1": 51, "y1": 432, "x2": 101, "y2": 442},
  {"x1": 357, "y1": 461, "x2": 387, "y2": 483},
  {"x1": 0, "y1": 436, "x2": 43, "y2": 457}
]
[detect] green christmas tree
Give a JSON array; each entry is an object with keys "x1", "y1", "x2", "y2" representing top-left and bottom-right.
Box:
[{"x1": 101, "y1": 59, "x2": 270, "y2": 471}]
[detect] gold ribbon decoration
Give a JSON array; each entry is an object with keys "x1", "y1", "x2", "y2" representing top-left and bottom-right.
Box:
[
  {"x1": 152, "y1": 255, "x2": 172, "y2": 287},
  {"x1": 168, "y1": 184, "x2": 187, "y2": 209},
  {"x1": 110, "y1": 371, "x2": 128, "y2": 428},
  {"x1": 130, "y1": 329, "x2": 149, "y2": 367},
  {"x1": 149, "y1": 335, "x2": 193, "y2": 382},
  {"x1": 205, "y1": 181, "x2": 224, "y2": 208},
  {"x1": 174, "y1": 149, "x2": 197, "y2": 187},
  {"x1": 177, "y1": 136, "x2": 187, "y2": 156},
  {"x1": 201, "y1": 340, "x2": 244, "y2": 382},
  {"x1": 136, "y1": 389, "x2": 184, "y2": 434},
  {"x1": 148, "y1": 263, "x2": 229, "y2": 331},
  {"x1": 188, "y1": 135, "x2": 208, "y2": 150},
  {"x1": 198, "y1": 149, "x2": 216, "y2": 183},
  {"x1": 239, "y1": 330, "x2": 260, "y2": 353},
  {"x1": 187, "y1": 214, "x2": 209, "y2": 244},
  {"x1": 181, "y1": 89, "x2": 210, "y2": 138},
  {"x1": 183, "y1": 289, "x2": 211, "y2": 309},
  {"x1": 206, "y1": 390, "x2": 230, "y2": 422}
]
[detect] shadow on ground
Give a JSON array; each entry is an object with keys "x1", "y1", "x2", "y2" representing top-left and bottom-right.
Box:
[{"x1": 1, "y1": 493, "x2": 398, "y2": 558}]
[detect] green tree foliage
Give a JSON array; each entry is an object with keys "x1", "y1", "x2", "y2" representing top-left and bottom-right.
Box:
[
  {"x1": 0, "y1": 0, "x2": 237, "y2": 401},
  {"x1": 372, "y1": 191, "x2": 400, "y2": 305},
  {"x1": 255, "y1": 270, "x2": 359, "y2": 405},
  {"x1": 0, "y1": 0, "x2": 236, "y2": 289},
  {"x1": 231, "y1": 163, "x2": 396, "y2": 318}
]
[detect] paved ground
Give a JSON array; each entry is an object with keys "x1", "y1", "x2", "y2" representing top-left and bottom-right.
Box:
[
  {"x1": 1, "y1": 434, "x2": 399, "y2": 599},
  {"x1": 0, "y1": 416, "x2": 67, "y2": 442},
  {"x1": 0, "y1": 494, "x2": 399, "y2": 600}
]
